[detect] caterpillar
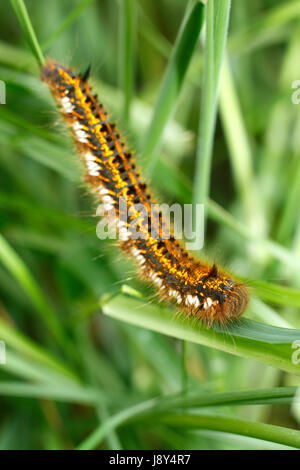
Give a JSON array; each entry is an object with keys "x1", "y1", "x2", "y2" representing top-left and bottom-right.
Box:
[{"x1": 41, "y1": 59, "x2": 248, "y2": 327}]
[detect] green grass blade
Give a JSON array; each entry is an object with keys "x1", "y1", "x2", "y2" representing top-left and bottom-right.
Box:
[
  {"x1": 219, "y1": 56, "x2": 260, "y2": 226},
  {"x1": 101, "y1": 293, "x2": 300, "y2": 375},
  {"x1": 76, "y1": 386, "x2": 298, "y2": 449},
  {"x1": 9, "y1": 0, "x2": 44, "y2": 66},
  {"x1": 207, "y1": 199, "x2": 300, "y2": 274},
  {"x1": 118, "y1": 0, "x2": 135, "y2": 124},
  {"x1": 229, "y1": 0, "x2": 300, "y2": 55},
  {"x1": 76, "y1": 397, "x2": 160, "y2": 450},
  {"x1": 159, "y1": 413, "x2": 300, "y2": 449},
  {"x1": 142, "y1": 0, "x2": 204, "y2": 174},
  {"x1": 41, "y1": 0, "x2": 95, "y2": 50},
  {"x1": 137, "y1": 2, "x2": 171, "y2": 59},
  {"x1": 3, "y1": 350, "x2": 75, "y2": 385},
  {"x1": 249, "y1": 279, "x2": 300, "y2": 308},
  {"x1": 193, "y1": 0, "x2": 231, "y2": 228},
  {"x1": 163, "y1": 386, "x2": 298, "y2": 408},
  {"x1": 276, "y1": 151, "x2": 300, "y2": 245},
  {"x1": 0, "y1": 234, "x2": 68, "y2": 349},
  {"x1": 0, "y1": 381, "x2": 99, "y2": 405},
  {"x1": 0, "y1": 39, "x2": 35, "y2": 71},
  {"x1": 0, "y1": 317, "x2": 78, "y2": 381},
  {"x1": 249, "y1": 297, "x2": 293, "y2": 329}
]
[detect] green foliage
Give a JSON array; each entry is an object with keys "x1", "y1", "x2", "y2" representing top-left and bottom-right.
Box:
[{"x1": 0, "y1": 0, "x2": 300, "y2": 450}]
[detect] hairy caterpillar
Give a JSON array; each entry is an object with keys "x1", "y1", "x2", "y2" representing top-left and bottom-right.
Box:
[{"x1": 41, "y1": 60, "x2": 248, "y2": 327}]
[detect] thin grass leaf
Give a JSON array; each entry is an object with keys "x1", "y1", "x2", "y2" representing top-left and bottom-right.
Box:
[
  {"x1": 142, "y1": 0, "x2": 204, "y2": 174},
  {"x1": 248, "y1": 279, "x2": 300, "y2": 308},
  {"x1": 0, "y1": 317, "x2": 78, "y2": 381},
  {"x1": 0, "y1": 192, "x2": 93, "y2": 233},
  {"x1": 41, "y1": 0, "x2": 95, "y2": 50},
  {"x1": 193, "y1": 0, "x2": 231, "y2": 229},
  {"x1": 118, "y1": 0, "x2": 135, "y2": 124},
  {"x1": 137, "y1": 2, "x2": 171, "y2": 59},
  {"x1": 101, "y1": 293, "x2": 300, "y2": 375},
  {"x1": 276, "y1": 149, "x2": 300, "y2": 245},
  {"x1": 219, "y1": 55, "x2": 263, "y2": 230},
  {"x1": 0, "y1": 234, "x2": 69, "y2": 349},
  {"x1": 9, "y1": 0, "x2": 44, "y2": 67},
  {"x1": 249, "y1": 297, "x2": 293, "y2": 329},
  {"x1": 0, "y1": 39, "x2": 35, "y2": 71},
  {"x1": 76, "y1": 386, "x2": 298, "y2": 449},
  {"x1": 74, "y1": 322, "x2": 122, "y2": 450},
  {"x1": 163, "y1": 386, "x2": 299, "y2": 408},
  {"x1": 229, "y1": 0, "x2": 300, "y2": 55},
  {"x1": 207, "y1": 198, "x2": 300, "y2": 275},
  {"x1": 159, "y1": 413, "x2": 300, "y2": 449},
  {"x1": 3, "y1": 350, "x2": 76, "y2": 385},
  {"x1": 0, "y1": 381, "x2": 100, "y2": 405}
]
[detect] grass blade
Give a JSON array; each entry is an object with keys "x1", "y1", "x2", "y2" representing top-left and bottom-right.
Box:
[
  {"x1": 193, "y1": 0, "x2": 231, "y2": 229},
  {"x1": 101, "y1": 292, "x2": 300, "y2": 375},
  {"x1": 41, "y1": 0, "x2": 95, "y2": 50},
  {"x1": 9, "y1": 0, "x2": 44, "y2": 66},
  {"x1": 0, "y1": 381, "x2": 99, "y2": 405},
  {"x1": 142, "y1": 0, "x2": 204, "y2": 174},
  {"x1": 0, "y1": 234, "x2": 68, "y2": 349},
  {"x1": 77, "y1": 386, "x2": 298, "y2": 449},
  {"x1": 118, "y1": 0, "x2": 135, "y2": 124},
  {"x1": 0, "y1": 317, "x2": 78, "y2": 381},
  {"x1": 219, "y1": 55, "x2": 261, "y2": 226},
  {"x1": 159, "y1": 413, "x2": 300, "y2": 449}
]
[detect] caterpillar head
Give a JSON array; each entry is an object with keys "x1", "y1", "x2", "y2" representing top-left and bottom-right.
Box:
[{"x1": 194, "y1": 264, "x2": 248, "y2": 326}]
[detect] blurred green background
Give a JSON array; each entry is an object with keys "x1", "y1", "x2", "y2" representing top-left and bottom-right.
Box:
[{"x1": 0, "y1": 0, "x2": 300, "y2": 450}]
